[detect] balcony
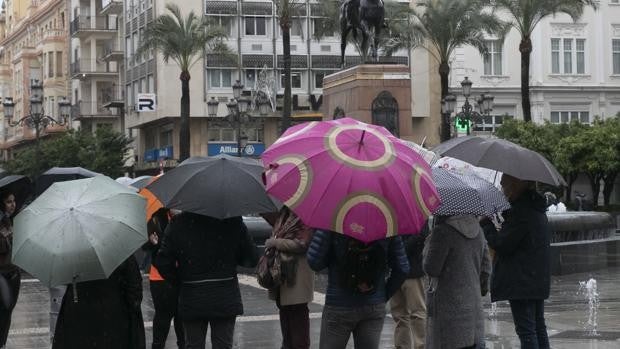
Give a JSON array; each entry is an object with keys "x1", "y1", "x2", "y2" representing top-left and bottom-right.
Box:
[
  {"x1": 70, "y1": 16, "x2": 118, "y2": 38},
  {"x1": 71, "y1": 101, "x2": 118, "y2": 120},
  {"x1": 101, "y1": 88, "x2": 125, "y2": 109},
  {"x1": 101, "y1": 42, "x2": 124, "y2": 62},
  {"x1": 71, "y1": 59, "x2": 119, "y2": 80},
  {"x1": 40, "y1": 29, "x2": 66, "y2": 44},
  {"x1": 101, "y1": 0, "x2": 123, "y2": 15}
]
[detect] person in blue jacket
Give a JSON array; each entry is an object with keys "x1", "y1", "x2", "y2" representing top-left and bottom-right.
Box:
[{"x1": 307, "y1": 230, "x2": 410, "y2": 349}]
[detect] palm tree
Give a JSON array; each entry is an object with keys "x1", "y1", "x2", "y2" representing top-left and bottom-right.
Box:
[
  {"x1": 493, "y1": 0, "x2": 597, "y2": 122},
  {"x1": 137, "y1": 4, "x2": 227, "y2": 161},
  {"x1": 410, "y1": 0, "x2": 504, "y2": 141},
  {"x1": 275, "y1": 0, "x2": 305, "y2": 133}
]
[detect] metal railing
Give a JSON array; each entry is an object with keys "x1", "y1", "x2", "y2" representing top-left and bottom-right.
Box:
[
  {"x1": 70, "y1": 16, "x2": 118, "y2": 35},
  {"x1": 70, "y1": 59, "x2": 119, "y2": 75},
  {"x1": 73, "y1": 101, "x2": 117, "y2": 117}
]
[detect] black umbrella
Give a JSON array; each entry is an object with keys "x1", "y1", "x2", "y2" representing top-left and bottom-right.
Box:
[
  {"x1": 0, "y1": 175, "x2": 32, "y2": 213},
  {"x1": 35, "y1": 167, "x2": 102, "y2": 196},
  {"x1": 432, "y1": 136, "x2": 566, "y2": 187},
  {"x1": 146, "y1": 155, "x2": 281, "y2": 219}
]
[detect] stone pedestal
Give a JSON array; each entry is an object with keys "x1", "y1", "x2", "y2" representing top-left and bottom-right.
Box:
[{"x1": 322, "y1": 64, "x2": 416, "y2": 140}]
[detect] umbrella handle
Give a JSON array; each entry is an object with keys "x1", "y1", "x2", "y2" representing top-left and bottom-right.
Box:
[{"x1": 72, "y1": 276, "x2": 78, "y2": 303}]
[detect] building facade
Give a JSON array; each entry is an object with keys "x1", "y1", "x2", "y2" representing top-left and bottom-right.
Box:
[
  {"x1": 69, "y1": 0, "x2": 124, "y2": 133},
  {"x1": 124, "y1": 0, "x2": 411, "y2": 174},
  {"x1": 0, "y1": 0, "x2": 70, "y2": 160},
  {"x1": 446, "y1": 3, "x2": 620, "y2": 131}
]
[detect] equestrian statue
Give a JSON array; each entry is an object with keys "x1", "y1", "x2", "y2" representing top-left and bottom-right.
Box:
[{"x1": 340, "y1": 0, "x2": 386, "y2": 68}]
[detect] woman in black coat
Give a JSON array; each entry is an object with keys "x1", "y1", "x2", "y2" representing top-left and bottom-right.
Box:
[
  {"x1": 52, "y1": 257, "x2": 146, "y2": 349},
  {"x1": 0, "y1": 191, "x2": 20, "y2": 347},
  {"x1": 155, "y1": 212, "x2": 259, "y2": 349},
  {"x1": 481, "y1": 174, "x2": 551, "y2": 349}
]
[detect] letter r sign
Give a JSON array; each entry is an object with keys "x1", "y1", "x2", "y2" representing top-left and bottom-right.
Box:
[{"x1": 137, "y1": 93, "x2": 157, "y2": 112}]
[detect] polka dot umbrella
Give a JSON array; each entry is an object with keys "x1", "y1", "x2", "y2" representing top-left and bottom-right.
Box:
[{"x1": 261, "y1": 118, "x2": 441, "y2": 243}]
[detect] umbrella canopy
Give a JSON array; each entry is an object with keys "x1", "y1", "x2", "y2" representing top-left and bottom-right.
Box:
[
  {"x1": 432, "y1": 136, "x2": 566, "y2": 187},
  {"x1": 138, "y1": 175, "x2": 164, "y2": 221},
  {"x1": 115, "y1": 176, "x2": 133, "y2": 186},
  {"x1": 432, "y1": 167, "x2": 510, "y2": 217},
  {"x1": 262, "y1": 117, "x2": 440, "y2": 243},
  {"x1": 129, "y1": 176, "x2": 153, "y2": 190},
  {"x1": 402, "y1": 140, "x2": 440, "y2": 165},
  {"x1": 435, "y1": 156, "x2": 502, "y2": 187},
  {"x1": 145, "y1": 155, "x2": 280, "y2": 219},
  {"x1": 36, "y1": 167, "x2": 102, "y2": 196},
  {"x1": 12, "y1": 176, "x2": 147, "y2": 287},
  {"x1": 0, "y1": 175, "x2": 32, "y2": 213}
]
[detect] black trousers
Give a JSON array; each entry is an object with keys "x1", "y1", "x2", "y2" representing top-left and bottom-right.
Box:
[
  {"x1": 0, "y1": 269, "x2": 20, "y2": 346},
  {"x1": 183, "y1": 317, "x2": 236, "y2": 349},
  {"x1": 509, "y1": 299, "x2": 550, "y2": 349},
  {"x1": 150, "y1": 280, "x2": 184, "y2": 349}
]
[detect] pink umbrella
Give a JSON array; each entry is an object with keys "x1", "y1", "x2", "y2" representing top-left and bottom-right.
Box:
[{"x1": 262, "y1": 118, "x2": 440, "y2": 243}]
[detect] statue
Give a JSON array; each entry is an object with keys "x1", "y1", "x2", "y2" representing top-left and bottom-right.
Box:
[{"x1": 340, "y1": 0, "x2": 386, "y2": 68}]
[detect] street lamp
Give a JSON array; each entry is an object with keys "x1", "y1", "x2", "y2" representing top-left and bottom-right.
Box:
[
  {"x1": 208, "y1": 80, "x2": 271, "y2": 156},
  {"x1": 3, "y1": 80, "x2": 71, "y2": 144},
  {"x1": 449, "y1": 77, "x2": 494, "y2": 136}
]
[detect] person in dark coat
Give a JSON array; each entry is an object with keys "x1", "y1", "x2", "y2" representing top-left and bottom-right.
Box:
[
  {"x1": 306, "y1": 230, "x2": 410, "y2": 349},
  {"x1": 480, "y1": 174, "x2": 551, "y2": 349},
  {"x1": 423, "y1": 215, "x2": 491, "y2": 349},
  {"x1": 390, "y1": 223, "x2": 429, "y2": 349},
  {"x1": 155, "y1": 212, "x2": 259, "y2": 349},
  {"x1": 52, "y1": 257, "x2": 146, "y2": 349},
  {"x1": 0, "y1": 191, "x2": 20, "y2": 348},
  {"x1": 143, "y1": 208, "x2": 184, "y2": 349}
]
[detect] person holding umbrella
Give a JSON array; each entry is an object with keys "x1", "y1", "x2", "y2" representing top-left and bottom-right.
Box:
[
  {"x1": 0, "y1": 190, "x2": 20, "y2": 347},
  {"x1": 480, "y1": 175, "x2": 551, "y2": 349},
  {"x1": 155, "y1": 213, "x2": 259, "y2": 349}
]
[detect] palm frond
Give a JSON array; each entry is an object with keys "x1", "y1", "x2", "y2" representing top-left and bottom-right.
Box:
[{"x1": 137, "y1": 3, "x2": 229, "y2": 72}]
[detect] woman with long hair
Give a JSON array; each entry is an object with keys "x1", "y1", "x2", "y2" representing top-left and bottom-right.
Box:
[{"x1": 0, "y1": 190, "x2": 21, "y2": 348}]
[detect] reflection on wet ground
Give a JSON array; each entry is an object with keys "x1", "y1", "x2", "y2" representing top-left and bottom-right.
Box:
[{"x1": 7, "y1": 266, "x2": 620, "y2": 348}]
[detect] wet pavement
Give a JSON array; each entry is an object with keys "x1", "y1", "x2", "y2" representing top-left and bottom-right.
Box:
[{"x1": 6, "y1": 266, "x2": 620, "y2": 348}]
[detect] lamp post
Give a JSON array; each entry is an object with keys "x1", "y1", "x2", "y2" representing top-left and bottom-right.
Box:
[
  {"x1": 445, "y1": 77, "x2": 494, "y2": 136},
  {"x1": 207, "y1": 80, "x2": 271, "y2": 157},
  {"x1": 3, "y1": 80, "x2": 72, "y2": 148}
]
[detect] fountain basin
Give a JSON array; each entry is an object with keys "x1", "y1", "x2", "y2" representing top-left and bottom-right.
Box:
[{"x1": 547, "y1": 211, "x2": 620, "y2": 275}]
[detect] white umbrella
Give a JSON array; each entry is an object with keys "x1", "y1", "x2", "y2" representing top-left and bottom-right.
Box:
[{"x1": 12, "y1": 176, "x2": 147, "y2": 288}]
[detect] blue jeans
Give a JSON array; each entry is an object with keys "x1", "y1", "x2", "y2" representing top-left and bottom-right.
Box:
[
  {"x1": 509, "y1": 299, "x2": 550, "y2": 349},
  {"x1": 319, "y1": 303, "x2": 386, "y2": 349}
]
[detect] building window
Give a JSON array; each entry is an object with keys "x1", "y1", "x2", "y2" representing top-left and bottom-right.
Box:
[
  {"x1": 473, "y1": 114, "x2": 508, "y2": 133},
  {"x1": 280, "y1": 72, "x2": 302, "y2": 89},
  {"x1": 483, "y1": 40, "x2": 502, "y2": 75},
  {"x1": 209, "y1": 128, "x2": 236, "y2": 142},
  {"x1": 550, "y1": 111, "x2": 590, "y2": 124},
  {"x1": 312, "y1": 18, "x2": 336, "y2": 37},
  {"x1": 245, "y1": 17, "x2": 266, "y2": 36},
  {"x1": 551, "y1": 38, "x2": 586, "y2": 74},
  {"x1": 48, "y1": 52, "x2": 54, "y2": 78},
  {"x1": 314, "y1": 71, "x2": 326, "y2": 89},
  {"x1": 243, "y1": 128, "x2": 264, "y2": 142},
  {"x1": 213, "y1": 16, "x2": 234, "y2": 36},
  {"x1": 208, "y1": 69, "x2": 233, "y2": 88},
  {"x1": 613, "y1": 39, "x2": 620, "y2": 74},
  {"x1": 56, "y1": 52, "x2": 63, "y2": 77},
  {"x1": 281, "y1": 18, "x2": 304, "y2": 37},
  {"x1": 160, "y1": 129, "x2": 173, "y2": 147},
  {"x1": 244, "y1": 69, "x2": 259, "y2": 88}
]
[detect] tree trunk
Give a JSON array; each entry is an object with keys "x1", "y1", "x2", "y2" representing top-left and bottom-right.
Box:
[
  {"x1": 519, "y1": 37, "x2": 532, "y2": 122},
  {"x1": 179, "y1": 71, "x2": 191, "y2": 162},
  {"x1": 564, "y1": 172, "x2": 577, "y2": 204},
  {"x1": 602, "y1": 172, "x2": 618, "y2": 207},
  {"x1": 587, "y1": 173, "x2": 602, "y2": 209},
  {"x1": 439, "y1": 61, "x2": 451, "y2": 142},
  {"x1": 281, "y1": 2, "x2": 292, "y2": 134}
]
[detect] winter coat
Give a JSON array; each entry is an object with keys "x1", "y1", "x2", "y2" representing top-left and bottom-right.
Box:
[
  {"x1": 155, "y1": 212, "x2": 259, "y2": 320},
  {"x1": 423, "y1": 215, "x2": 491, "y2": 349},
  {"x1": 0, "y1": 218, "x2": 17, "y2": 274},
  {"x1": 52, "y1": 257, "x2": 146, "y2": 349},
  {"x1": 306, "y1": 230, "x2": 409, "y2": 307},
  {"x1": 403, "y1": 223, "x2": 429, "y2": 279},
  {"x1": 482, "y1": 189, "x2": 551, "y2": 302},
  {"x1": 267, "y1": 238, "x2": 315, "y2": 306}
]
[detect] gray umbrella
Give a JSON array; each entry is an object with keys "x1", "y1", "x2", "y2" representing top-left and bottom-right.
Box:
[
  {"x1": 146, "y1": 154, "x2": 281, "y2": 219},
  {"x1": 432, "y1": 167, "x2": 510, "y2": 217},
  {"x1": 431, "y1": 136, "x2": 566, "y2": 187}
]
